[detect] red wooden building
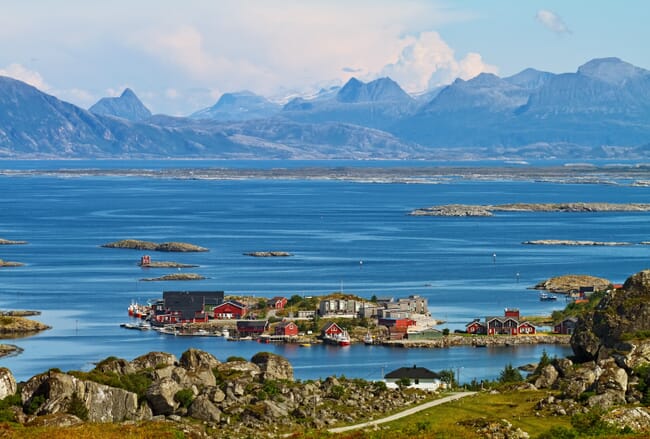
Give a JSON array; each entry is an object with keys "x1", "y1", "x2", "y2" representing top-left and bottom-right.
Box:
[
  {"x1": 466, "y1": 319, "x2": 486, "y2": 334},
  {"x1": 268, "y1": 296, "x2": 288, "y2": 310},
  {"x1": 213, "y1": 301, "x2": 247, "y2": 319},
  {"x1": 321, "y1": 321, "x2": 344, "y2": 338},
  {"x1": 274, "y1": 321, "x2": 299, "y2": 337},
  {"x1": 517, "y1": 322, "x2": 536, "y2": 335}
]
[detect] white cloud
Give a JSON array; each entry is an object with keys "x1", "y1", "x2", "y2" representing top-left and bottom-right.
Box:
[
  {"x1": 381, "y1": 31, "x2": 498, "y2": 92},
  {"x1": 535, "y1": 10, "x2": 571, "y2": 34},
  {"x1": 0, "y1": 63, "x2": 49, "y2": 90}
]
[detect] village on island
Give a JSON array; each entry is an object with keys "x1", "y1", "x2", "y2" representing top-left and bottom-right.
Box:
[{"x1": 125, "y1": 254, "x2": 611, "y2": 353}]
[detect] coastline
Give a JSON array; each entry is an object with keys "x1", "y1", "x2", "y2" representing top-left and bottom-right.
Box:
[{"x1": 382, "y1": 334, "x2": 570, "y2": 348}]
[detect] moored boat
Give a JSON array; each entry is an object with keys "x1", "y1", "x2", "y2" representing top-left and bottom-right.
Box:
[{"x1": 540, "y1": 293, "x2": 558, "y2": 301}]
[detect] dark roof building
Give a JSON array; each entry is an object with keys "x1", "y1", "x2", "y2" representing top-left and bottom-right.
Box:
[
  {"x1": 384, "y1": 365, "x2": 440, "y2": 380},
  {"x1": 163, "y1": 291, "x2": 224, "y2": 321}
]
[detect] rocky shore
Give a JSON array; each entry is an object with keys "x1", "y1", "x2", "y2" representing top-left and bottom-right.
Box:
[
  {"x1": 523, "y1": 239, "x2": 632, "y2": 246},
  {"x1": 0, "y1": 349, "x2": 435, "y2": 437},
  {"x1": 140, "y1": 273, "x2": 205, "y2": 282},
  {"x1": 102, "y1": 239, "x2": 208, "y2": 252},
  {"x1": 244, "y1": 251, "x2": 292, "y2": 257},
  {"x1": 383, "y1": 334, "x2": 570, "y2": 348},
  {"x1": 410, "y1": 202, "x2": 650, "y2": 217}
]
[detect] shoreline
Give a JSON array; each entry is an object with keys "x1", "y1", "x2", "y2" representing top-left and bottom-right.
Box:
[
  {"x1": 0, "y1": 164, "x2": 649, "y2": 185},
  {"x1": 382, "y1": 334, "x2": 571, "y2": 348}
]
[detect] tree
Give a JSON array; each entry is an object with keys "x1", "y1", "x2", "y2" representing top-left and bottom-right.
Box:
[
  {"x1": 442, "y1": 328, "x2": 450, "y2": 336},
  {"x1": 370, "y1": 294, "x2": 377, "y2": 303},
  {"x1": 396, "y1": 377, "x2": 411, "y2": 389},
  {"x1": 498, "y1": 363, "x2": 523, "y2": 384},
  {"x1": 439, "y1": 369, "x2": 456, "y2": 388}
]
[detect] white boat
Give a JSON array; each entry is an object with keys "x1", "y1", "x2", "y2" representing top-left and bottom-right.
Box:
[
  {"x1": 221, "y1": 328, "x2": 230, "y2": 338},
  {"x1": 363, "y1": 331, "x2": 373, "y2": 345}
]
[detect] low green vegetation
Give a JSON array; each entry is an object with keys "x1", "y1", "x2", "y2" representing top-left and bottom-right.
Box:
[
  {"x1": 68, "y1": 369, "x2": 153, "y2": 404},
  {"x1": 551, "y1": 290, "x2": 608, "y2": 324}
]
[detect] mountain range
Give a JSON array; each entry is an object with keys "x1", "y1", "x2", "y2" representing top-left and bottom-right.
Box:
[{"x1": 1, "y1": 57, "x2": 649, "y2": 159}]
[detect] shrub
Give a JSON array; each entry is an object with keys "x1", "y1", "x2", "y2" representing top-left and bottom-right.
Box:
[
  {"x1": 25, "y1": 394, "x2": 46, "y2": 415},
  {"x1": 498, "y1": 364, "x2": 523, "y2": 384},
  {"x1": 262, "y1": 380, "x2": 280, "y2": 397},
  {"x1": 226, "y1": 356, "x2": 246, "y2": 362},
  {"x1": 174, "y1": 389, "x2": 195, "y2": 409},
  {"x1": 571, "y1": 408, "x2": 617, "y2": 436},
  {"x1": 329, "y1": 385, "x2": 345, "y2": 399},
  {"x1": 67, "y1": 391, "x2": 89, "y2": 420},
  {"x1": 537, "y1": 426, "x2": 577, "y2": 439},
  {"x1": 396, "y1": 377, "x2": 411, "y2": 389},
  {"x1": 372, "y1": 380, "x2": 387, "y2": 393}
]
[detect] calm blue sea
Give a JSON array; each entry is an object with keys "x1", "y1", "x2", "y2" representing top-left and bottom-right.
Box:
[{"x1": 0, "y1": 160, "x2": 648, "y2": 382}]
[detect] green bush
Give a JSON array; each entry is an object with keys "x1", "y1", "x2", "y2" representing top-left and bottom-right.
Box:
[
  {"x1": 571, "y1": 408, "x2": 617, "y2": 436},
  {"x1": 226, "y1": 356, "x2": 246, "y2": 362},
  {"x1": 263, "y1": 380, "x2": 280, "y2": 397},
  {"x1": 329, "y1": 385, "x2": 345, "y2": 399},
  {"x1": 537, "y1": 426, "x2": 577, "y2": 439},
  {"x1": 498, "y1": 364, "x2": 523, "y2": 384},
  {"x1": 67, "y1": 391, "x2": 89, "y2": 420},
  {"x1": 25, "y1": 394, "x2": 45, "y2": 415},
  {"x1": 174, "y1": 389, "x2": 195, "y2": 409},
  {"x1": 372, "y1": 380, "x2": 387, "y2": 393}
]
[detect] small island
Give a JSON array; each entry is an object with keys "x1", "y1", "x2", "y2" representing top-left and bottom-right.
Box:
[
  {"x1": 0, "y1": 259, "x2": 24, "y2": 267},
  {"x1": 0, "y1": 314, "x2": 51, "y2": 341},
  {"x1": 102, "y1": 239, "x2": 208, "y2": 252},
  {"x1": 140, "y1": 273, "x2": 206, "y2": 282},
  {"x1": 410, "y1": 202, "x2": 650, "y2": 217},
  {"x1": 244, "y1": 251, "x2": 292, "y2": 257},
  {"x1": 533, "y1": 274, "x2": 611, "y2": 293},
  {"x1": 0, "y1": 238, "x2": 27, "y2": 245},
  {"x1": 523, "y1": 240, "x2": 632, "y2": 246}
]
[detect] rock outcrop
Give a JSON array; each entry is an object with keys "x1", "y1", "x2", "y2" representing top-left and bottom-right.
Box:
[
  {"x1": 102, "y1": 239, "x2": 208, "y2": 252},
  {"x1": 0, "y1": 368, "x2": 16, "y2": 400},
  {"x1": 20, "y1": 371, "x2": 139, "y2": 422},
  {"x1": 571, "y1": 270, "x2": 650, "y2": 363},
  {"x1": 251, "y1": 352, "x2": 294, "y2": 381}
]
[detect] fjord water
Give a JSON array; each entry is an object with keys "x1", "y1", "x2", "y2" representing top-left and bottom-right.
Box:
[{"x1": 0, "y1": 162, "x2": 648, "y2": 382}]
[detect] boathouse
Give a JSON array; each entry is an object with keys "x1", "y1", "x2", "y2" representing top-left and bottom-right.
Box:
[
  {"x1": 213, "y1": 301, "x2": 248, "y2": 319},
  {"x1": 236, "y1": 320, "x2": 269, "y2": 336},
  {"x1": 465, "y1": 308, "x2": 537, "y2": 336},
  {"x1": 384, "y1": 365, "x2": 442, "y2": 391},
  {"x1": 321, "y1": 321, "x2": 345, "y2": 338},
  {"x1": 466, "y1": 318, "x2": 487, "y2": 335},
  {"x1": 274, "y1": 321, "x2": 299, "y2": 337}
]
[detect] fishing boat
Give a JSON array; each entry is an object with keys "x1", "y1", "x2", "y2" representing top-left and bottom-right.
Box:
[
  {"x1": 363, "y1": 331, "x2": 373, "y2": 345},
  {"x1": 540, "y1": 293, "x2": 558, "y2": 302},
  {"x1": 323, "y1": 330, "x2": 351, "y2": 346}
]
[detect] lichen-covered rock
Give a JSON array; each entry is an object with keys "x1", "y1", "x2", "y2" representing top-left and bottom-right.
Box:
[
  {"x1": 533, "y1": 364, "x2": 559, "y2": 389},
  {"x1": 94, "y1": 357, "x2": 135, "y2": 376},
  {"x1": 25, "y1": 413, "x2": 84, "y2": 428},
  {"x1": 131, "y1": 352, "x2": 177, "y2": 371},
  {"x1": 251, "y1": 352, "x2": 294, "y2": 382},
  {"x1": 603, "y1": 407, "x2": 650, "y2": 432},
  {"x1": 188, "y1": 395, "x2": 221, "y2": 422},
  {"x1": 216, "y1": 360, "x2": 261, "y2": 380},
  {"x1": 21, "y1": 371, "x2": 138, "y2": 422},
  {"x1": 0, "y1": 368, "x2": 16, "y2": 400},
  {"x1": 146, "y1": 377, "x2": 180, "y2": 415},
  {"x1": 180, "y1": 348, "x2": 220, "y2": 371}
]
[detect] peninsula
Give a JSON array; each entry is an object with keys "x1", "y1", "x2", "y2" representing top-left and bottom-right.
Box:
[
  {"x1": 410, "y1": 202, "x2": 650, "y2": 217},
  {"x1": 102, "y1": 239, "x2": 208, "y2": 252}
]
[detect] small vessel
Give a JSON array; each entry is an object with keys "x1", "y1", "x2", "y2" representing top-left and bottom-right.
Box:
[
  {"x1": 363, "y1": 331, "x2": 373, "y2": 345},
  {"x1": 221, "y1": 328, "x2": 230, "y2": 338},
  {"x1": 300, "y1": 342, "x2": 312, "y2": 347},
  {"x1": 540, "y1": 293, "x2": 558, "y2": 301},
  {"x1": 324, "y1": 330, "x2": 351, "y2": 346}
]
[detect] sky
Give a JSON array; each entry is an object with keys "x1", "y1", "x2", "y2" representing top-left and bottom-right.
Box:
[{"x1": 0, "y1": 0, "x2": 647, "y2": 116}]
